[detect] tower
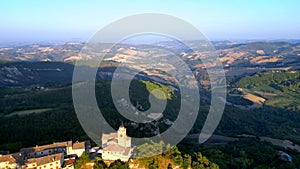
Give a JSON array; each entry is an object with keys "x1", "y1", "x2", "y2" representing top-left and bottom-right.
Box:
[{"x1": 117, "y1": 126, "x2": 127, "y2": 147}]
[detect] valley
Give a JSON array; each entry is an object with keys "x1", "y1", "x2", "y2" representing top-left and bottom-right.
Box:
[{"x1": 0, "y1": 40, "x2": 300, "y2": 168}]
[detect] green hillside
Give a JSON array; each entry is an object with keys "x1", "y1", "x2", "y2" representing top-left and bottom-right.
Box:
[{"x1": 235, "y1": 70, "x2": 300, "y2": 110}]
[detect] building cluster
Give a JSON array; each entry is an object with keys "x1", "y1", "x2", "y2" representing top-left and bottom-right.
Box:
[
  {"x1": 0, "y1": 140, "x2": 90, "y2": 169},
  {"x1": 0, "y1": 126, "x2": 134, "y2": 169}
]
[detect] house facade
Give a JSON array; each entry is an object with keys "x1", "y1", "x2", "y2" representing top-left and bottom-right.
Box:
[
  {"x1": 0, "y1": 153, "x2": 22, "y2": 169},
  {"x1": 0, "y1": 140, "x2": 90, "y2": 169},
  {"x1": 20, "y1": 141, "x2": 90, "y2": 159},
  {"x1": 25, "y1": 153, "x2": 63, "y2": 169}
]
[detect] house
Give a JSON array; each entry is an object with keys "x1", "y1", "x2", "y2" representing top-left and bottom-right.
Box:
[
  {"x1": 20, "y1": 141, "x2": 90, "y2": 159},
  {"x1": 0, "y1": 140, "x2": 90, "y2": 169},
  {"x1": 25, "y1": 153, "x2": 63, "y2": 169},
  {"x1": 0, "y1": 153, "x2": 23, "y2": 169},
  {"x1": 62, "y1": 157, "x2": 76, "y2": 169},
  {"x1": 20, "y1": 141, "x2": 73, "y2": 159},
  {"x1": 101, "y1": 126, "x2": 134, "y2": 162},
  {"x1": 69, "y1": 141, "x2": 90, "y2": 157}
]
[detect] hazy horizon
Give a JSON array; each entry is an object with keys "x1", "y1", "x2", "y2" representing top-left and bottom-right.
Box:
[{"x1": 1, "y1": 0, "x2": 300, "y2": 43}]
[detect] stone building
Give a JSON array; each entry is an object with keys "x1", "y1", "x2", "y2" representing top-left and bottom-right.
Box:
[{"x1": 101, "y1": 126, "x2": 133, "y2": 162}]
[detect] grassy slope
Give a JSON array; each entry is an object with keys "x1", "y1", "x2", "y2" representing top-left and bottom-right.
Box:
[
  {"x1": 234, "y1": 70, "x2": 300, "y2": 110},
  {"x1": 1, "y1": 70, "x2": 300, "y2": 153}
]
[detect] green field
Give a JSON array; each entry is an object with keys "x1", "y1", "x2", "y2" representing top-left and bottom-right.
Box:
[{"x1": 234, "y1": 70, "x2": 300, "y2": 110}]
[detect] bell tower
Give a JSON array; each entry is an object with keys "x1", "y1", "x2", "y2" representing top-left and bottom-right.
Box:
[{"x1": 118, "y1": 125, "x2": 127, "y2": 146}]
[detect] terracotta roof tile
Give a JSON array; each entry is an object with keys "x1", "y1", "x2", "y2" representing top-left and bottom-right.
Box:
[
  {"x1": 26, "y1": 153, "x2": 63, "y2": 166},
  {"x1": 103, "y1": 144, "x2": 125, "y2": 152},
  {"x1": 72, "y1": 142, "x2": 85, "y2": 150},
  {"x1": 20, "y1": 141, "x2": 72, "y2": 153},
  {"x1": 0, "y1": 153, "x2": 23, "y2": 164},
  {"x1": 63, "y1": 158, "x2": 76, "y2": 167}
]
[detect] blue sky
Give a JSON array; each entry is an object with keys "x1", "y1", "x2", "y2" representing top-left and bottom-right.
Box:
[{"x1": 0, "y1": 0, "x2": 299, "y2": 42}]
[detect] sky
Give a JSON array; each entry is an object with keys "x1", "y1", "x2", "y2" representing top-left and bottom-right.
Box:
[{"x1": 0, "y1": 0, "x2": 299, "y2": 43}]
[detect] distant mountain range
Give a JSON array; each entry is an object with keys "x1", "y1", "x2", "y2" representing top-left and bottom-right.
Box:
[
  {"x1": 0, "y1": 41, "x2": 299, "y2": 68},
  {"x1": 0, "y1": 41, "x2": 299, "y2": 85}
]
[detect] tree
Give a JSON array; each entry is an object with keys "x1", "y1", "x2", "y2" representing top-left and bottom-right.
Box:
[
  {"x1": 190, "y1": 152, "x2": 219, "y2": 169},
  {"x1": 182, "y1": 154, "x2": 192, "y2": 169},
  {"x1": 148, "y1": 159, "x2": 159, "y2": 169},
  {"x1": 74, "y1": 152, "x2": 90, "y2": 169},
  {"x1": 93, "y1": 160, "x2": 107, "y2": 169},
  {"x1": 108, "y1": 160, "x2": 129, "y2": 169},
  {"x1": 170, "y1": 146, "x2": 183, "y2": 166}
]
